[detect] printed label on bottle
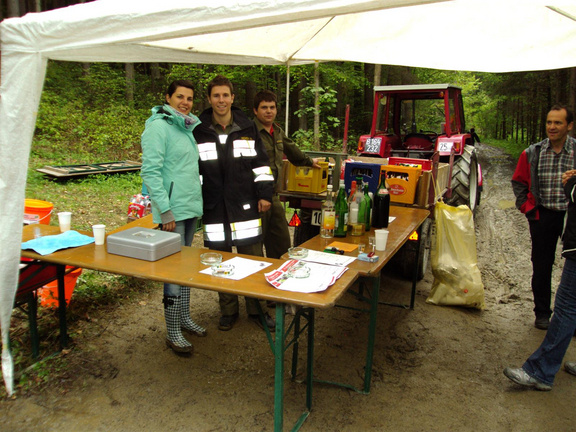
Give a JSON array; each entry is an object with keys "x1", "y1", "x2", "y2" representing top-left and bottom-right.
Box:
[{"x1": 323, "y1": 210, "x2": 336, "y2": 230}]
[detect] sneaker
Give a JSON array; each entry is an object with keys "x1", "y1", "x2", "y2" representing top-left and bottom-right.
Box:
[
  {"x1": 503, "y1": 367, "x2": 552, "y2": 391},
  {"x1": 249, "y1": 313, "x2": 276, "y2": 331},
  {"x1": 218, "y1": 313, "x2": 239, "y2": 331},
  {"x1": 564, "y1": 361, "x2": 576, "y2": 376},
  {"x1": 534, "y1": 317, "x2": 550, "y2": 330}
]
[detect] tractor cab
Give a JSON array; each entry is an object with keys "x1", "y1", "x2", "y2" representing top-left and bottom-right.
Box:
[{"x1": 357, "y1": 84, "x2": 470, "y2": 159}]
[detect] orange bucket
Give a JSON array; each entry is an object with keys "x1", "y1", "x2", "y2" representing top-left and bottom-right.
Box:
[
  {"x1": 24, "y1": 199, "x2": 54, "y2": 225},
  {"x1": 38, "y1": 267, "x2": 82, "y2": 308}
]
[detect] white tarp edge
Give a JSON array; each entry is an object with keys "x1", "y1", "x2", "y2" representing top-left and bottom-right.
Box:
[{"x1": 1, "y1": 0, "x2": 576, "y2": 395}]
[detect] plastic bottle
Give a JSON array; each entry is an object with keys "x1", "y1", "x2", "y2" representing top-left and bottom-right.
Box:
[
  {"x1": 359, "y1": 182, "x2": 372, "y2": 232},
  {"x1": 348, "y1": 179, "x2": 365, "y2": 236},
  {"x1": 347, "y1": 180, "x2": 358, "y2": 224},
  {"x1": 334, "y1": 180, "x2": 348, "y2": 237},
  {"x1": 321, "y1": 184, "x2": 335, "y2": 238},
  {"x1": 372, "y1": 171, "x2": 390, "y2": 228}
]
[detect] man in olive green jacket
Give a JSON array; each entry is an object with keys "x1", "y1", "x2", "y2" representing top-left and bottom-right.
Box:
[{"x1": 253, "y1": 90, "x2": 320, "y2": 259}]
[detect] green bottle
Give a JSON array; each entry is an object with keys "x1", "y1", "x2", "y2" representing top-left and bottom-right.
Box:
[
  {"x1": 334, "y1": 180, "x2": 348, "y2": 237},
  {"x1": 358, "y1": 183, "x2": 372, "y2": 232}
]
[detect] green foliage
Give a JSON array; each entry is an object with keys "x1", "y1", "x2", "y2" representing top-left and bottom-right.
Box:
[
  {"x1": 25, "y1": 172, "x2": 144, "y2": 231},
  {"x1": 484, "y1": 138, "x2": 527, "y2": 160}
]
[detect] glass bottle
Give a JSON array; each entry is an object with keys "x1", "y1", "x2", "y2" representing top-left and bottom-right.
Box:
[
  {"x1": 348, "y1": 179, "x2": 365, "y2": 236},
  {"x1": 372, "y1": 171, "x2": 390, "y2": 229},
  {"x1": 321, "y1": 184, "x2": 335, "y2": 238},
  {"x1": 358, "y1": 182, "x2": 372, "y2": 232},
  {"x1": 334, "y1": 180, "x2": 348, "y2": 237}
]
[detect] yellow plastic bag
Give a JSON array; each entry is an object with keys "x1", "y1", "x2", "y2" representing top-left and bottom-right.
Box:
[{"x1": 426, "y1": 201, "x2": 485, "y2": 309}]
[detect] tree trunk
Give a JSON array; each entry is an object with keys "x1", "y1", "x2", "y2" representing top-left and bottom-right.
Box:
[
  {"x1": 313, "y1": 62, "x2": 320, "y2": 150},
  {"x1": 363, "y1": 63, "x2": 375, "y2": 133},
  {"x1": 7, "y1": 0, "x2": 20, "y2": 17},
  {"x1": 245, "y1": 81, "x2": 257, "y2": 114},
  {"x1": 151, "y1": 63, "x2": 161, "y2": 95},
  {"x1": 297, "y1": 75, "x2": 307, "y2": 132},
  {"x1": 125, "y1": 63, "x2": 135, "y2": 104}
]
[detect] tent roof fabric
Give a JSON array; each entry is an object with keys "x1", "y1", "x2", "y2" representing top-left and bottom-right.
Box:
[{"x1": 2, "y1": 0, "x2": 576, "y2": 395}]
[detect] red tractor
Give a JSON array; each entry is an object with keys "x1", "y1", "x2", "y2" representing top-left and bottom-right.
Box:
[
  {"x1": 357, "y1": 83, "x2": 482, "y2": 211},
  {"x1": 281, "y1": 84, "x2": 482, "y2": 281}
]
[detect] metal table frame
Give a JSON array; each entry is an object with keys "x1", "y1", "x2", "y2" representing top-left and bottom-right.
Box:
[
  {"x1": 20, "y1": 221, "x2": 358, "y2": 432},
  {"x1": 291, "y1": 206, "x2": 430, "y2": 395}
]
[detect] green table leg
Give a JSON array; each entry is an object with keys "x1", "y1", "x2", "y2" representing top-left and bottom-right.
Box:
[
  {"x1": 274, "y1": 303, "x2": 285, "y2": 432},
  {"x1": 363, "y1": 275, "x2": 381, "y2": 394},
  {"x1": 56, "y1": 264, "x2": 68, "y2": 348}
]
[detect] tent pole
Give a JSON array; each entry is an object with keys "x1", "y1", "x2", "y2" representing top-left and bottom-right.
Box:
[{"x1": 285, "y1": 65, "x2": 290, "y2": 135}]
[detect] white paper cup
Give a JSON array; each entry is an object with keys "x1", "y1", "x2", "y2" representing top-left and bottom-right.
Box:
[
  {"x1": 57, "y1": 212, "x2": 72, "y2": 232},
  {"x1": 92, "y1": 224, "x2": 106, "y2": 245},
  {"x1": 375, "y1": 229, "x2": 389, "y2": 251}
]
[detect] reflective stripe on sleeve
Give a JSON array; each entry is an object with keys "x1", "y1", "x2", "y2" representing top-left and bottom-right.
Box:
[
  {"x1": 203, "y1": 223, "x2": 226, "y2": 242},
  {"x1": 252, "y1": 165, "x2": 274, "y2": 182}
]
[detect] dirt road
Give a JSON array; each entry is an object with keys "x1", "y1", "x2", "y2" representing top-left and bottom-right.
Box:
[{"x1": 2, "y1": 143, "x2": 574, "y2": 431}]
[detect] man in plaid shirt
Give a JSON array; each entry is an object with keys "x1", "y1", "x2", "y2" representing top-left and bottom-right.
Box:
[{"x1": 512, "y1": 104, "x2": 575, "y2": 330}]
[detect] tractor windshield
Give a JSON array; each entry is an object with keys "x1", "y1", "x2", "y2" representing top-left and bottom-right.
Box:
[{"x1": 400, "y1": 99, "x2": 446, "y2": 136}]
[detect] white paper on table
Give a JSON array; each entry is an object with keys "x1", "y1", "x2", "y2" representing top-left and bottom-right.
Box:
[
  {"x1": 299, "y1": 249, "x2": 356, "y2": 267},
  {"x1": 389, "y1": 216, "x2": 396, "y2": 224},
  {"x1": 265, "y1": 259, "x2": 348, "y2": 293},
  {"x1": 199, "y1": 256, "x2": 272, "y2": 280}
]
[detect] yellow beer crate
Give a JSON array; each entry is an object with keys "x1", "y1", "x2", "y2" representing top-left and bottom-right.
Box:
[{"x1": 286, "y1": 161, "x2": 329, "y2": 194}]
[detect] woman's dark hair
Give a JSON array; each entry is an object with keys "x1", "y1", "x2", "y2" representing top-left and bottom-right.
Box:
[{"x1": 166, "y1": 80, "x2": 195, "y2": 97}]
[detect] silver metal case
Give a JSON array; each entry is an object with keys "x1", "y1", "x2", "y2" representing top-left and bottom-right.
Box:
[{"x1": 106, "y1": 227, "x2": 181, "y2": 261}]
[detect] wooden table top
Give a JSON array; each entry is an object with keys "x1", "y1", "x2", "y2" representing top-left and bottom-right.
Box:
[
  {"x1": 21, "y1": 222, "x2": 358, "y2": 309},
  {"x1": 293, "y1": 206, "x2": 430, "y2": 277}
]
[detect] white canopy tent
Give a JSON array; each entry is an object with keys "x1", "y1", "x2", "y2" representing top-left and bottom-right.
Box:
[{"x1": 1, "y1": 0, "x2": 576, "y2": 394}]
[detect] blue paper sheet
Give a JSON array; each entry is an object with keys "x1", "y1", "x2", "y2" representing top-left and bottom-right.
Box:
[{"x1": 21, "y1": 230, "x2": 95, "y2": 255}]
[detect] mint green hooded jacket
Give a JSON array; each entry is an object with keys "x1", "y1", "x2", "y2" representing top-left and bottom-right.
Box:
[{"x1": 141, "y1": 104, "x2": 203, "y2": 224}]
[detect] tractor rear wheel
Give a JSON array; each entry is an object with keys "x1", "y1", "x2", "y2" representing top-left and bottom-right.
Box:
[{"x1": 447, "y1": 145, "x2": 480, "y2": 212}]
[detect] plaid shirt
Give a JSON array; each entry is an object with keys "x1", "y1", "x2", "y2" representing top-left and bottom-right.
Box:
[{"x1": 538, "y1": 138, "x2": 574, "y2": 211}]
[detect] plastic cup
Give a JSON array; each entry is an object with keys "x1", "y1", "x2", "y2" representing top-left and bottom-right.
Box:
[
  {"x1": 375, "y1": 229, "x2": 389, "y2": 251},
  {"x1": 57, "y1": 212, "x2": 72, "y2": 232},
  {"x1": 357, "y1": 243, "x2": 366, "y2": 254},
  {"x1": 92, "y1": 224, "x2": 106, "y2": 245}
]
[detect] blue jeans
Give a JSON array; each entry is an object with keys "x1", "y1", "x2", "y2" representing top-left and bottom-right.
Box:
[
  {"x1": 164, "y1": 218, "x2": 198, "y2": 296},
  {"x1": 523, "y1": 257, "x2": 576, "y2": 386}
]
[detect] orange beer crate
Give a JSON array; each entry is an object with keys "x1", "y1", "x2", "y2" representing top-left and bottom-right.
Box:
[
  {"x1": 383, "y1": 164, "x2": 422, "y2": 204},
  {"x1": 286, "y1": 161, "x2": 329, "y2": 193}
]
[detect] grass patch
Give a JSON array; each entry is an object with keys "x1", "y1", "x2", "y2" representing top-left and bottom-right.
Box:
[{"x1": 484, "y1": 138, "x2": 527, "y2": 160}]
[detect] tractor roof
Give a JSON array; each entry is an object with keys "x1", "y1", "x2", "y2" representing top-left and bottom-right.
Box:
[{"x1": 373, "y1": 83, "x2": 461, "y2": 93}]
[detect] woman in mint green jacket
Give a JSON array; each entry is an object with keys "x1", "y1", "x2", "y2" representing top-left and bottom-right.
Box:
[{"x1": 141, "y1": 80, "x2": 205, "y2": 354}]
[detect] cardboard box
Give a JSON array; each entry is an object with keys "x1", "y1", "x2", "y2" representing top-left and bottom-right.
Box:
[
  {"x1": 383, "y1": 165, "x2": 422, "y2": 204},
  {"x1": 107, "y1": 227, "x2": 181, "y2": 261},
  {"x1": 286, "y1": 161, "x2": 329, "y2": 193},
  {"x1": 414, "y1": 163, "x2": 450, "y2": 207}
]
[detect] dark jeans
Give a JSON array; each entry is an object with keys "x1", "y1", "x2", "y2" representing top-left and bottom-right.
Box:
[
  {"x1": 261, "y1": 195, "x2": 291, "y2": 259},
  {"x1": 523, "y1": 257, "x2": 576, "y2": 386},
  {"x1": 211, "y1": 242, "x2": 265, "y2": 316},
  {"x1": 529, "y1": 207, "x2": 565, "y2": 319},
  {"x1": 164, "y1": 218, "x2": 198, "y2": 296}
]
